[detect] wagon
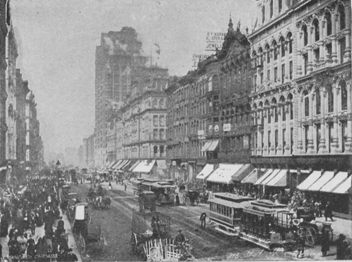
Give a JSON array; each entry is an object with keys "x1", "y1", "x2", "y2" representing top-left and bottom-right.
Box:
[
  {"x1": 73, "y1": 203, "x2": 105, "y2": 254},
  {"x1": 131, "y1": 211, "x2": 181, "y2": 261},
  {"x1": 298, "y1": 220, "x2": 334, "y2": 246},
  {"x1": 139, "y1": 191, "x2": 156, "y2": 213}
]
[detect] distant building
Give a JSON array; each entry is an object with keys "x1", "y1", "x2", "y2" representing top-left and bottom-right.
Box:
[
  {"x1": 94, "y1": 27, "x2": 148, "y2": 168},
  {"x1": 64, "y1": 147, "x2": 78, "y2": 167}
]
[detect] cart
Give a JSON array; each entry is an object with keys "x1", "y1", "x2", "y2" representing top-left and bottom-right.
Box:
[
  {"x1": 298, "y1": 220, "x2": 334, "y2": 246},
  {"x1": 73, "y1": 203, "x2": 105, "y2": 255},
  {"x1": 184, "y1": 189, "x2": 199, "y2": 206},
  {"x1": 131, "y1": 211, "x2": 180, "y2": 261},
  {"x1": 139, "y1": 191, "x2": 156, "y2": 213}
]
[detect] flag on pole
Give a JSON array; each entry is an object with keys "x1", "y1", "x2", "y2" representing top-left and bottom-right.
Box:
[{"x1": 154, "y1": 43, "x2": 161, "y2": 55}]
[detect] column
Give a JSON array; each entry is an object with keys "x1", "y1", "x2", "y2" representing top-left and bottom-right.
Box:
[
  {"x1": 270, "y1": 48, "x2": 274, "y2": 81},
  {"x1": 307, "y1": 25, "x2": 313, "y2": 73},
  {"x1": 331, "y1": 86, "x2": 339, "y2": 153},
  {"x1": 263, "y1": 109, "x2": 268, "y2": 156},
  {"x1": 319, "y1": 18, "x2": 325, "y2": 63},
  {"x1": 331, "y1": 12, "x2": 338, "y2": 65},
  {"x1": 307, "y1": 94, "x2": 315, "y2": 154},
  {"x1": 285, "y1": 103, "x2": 291, "y2": 156},
  {"x1": 278, "y1": 104, "x2": 283, "y2": 155},
  {"x1": 319, "y1": 89, "x2": 327, "y2": 153},
  {"x1": 345, "y1": 83, "x2": 352, "y2": 152},
  {"x1": 270, "y1": 108, "x2": 276, "y2": 155},
  {"x1": 285, "y1": 42, "x2": 290, "y2": 82},
  {"x1": 297, "y1": 97, "x2": 304, "y2": 154},
  {"x1": 344, "y1": 5, "x2": 351, "y2": 61}
]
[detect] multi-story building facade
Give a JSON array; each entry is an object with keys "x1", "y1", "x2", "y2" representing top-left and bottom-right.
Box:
[
  {"x1": 5, "y1": 22, "x2": 17, "y2": 161},
  {"x1": 83, "y1": 134, "x2": 95, "y2": 170},
  {"x1": 94, "y1": 27, "x2": 148, "y2": 168},
  {"x1": 15, "y1": 69, "x2": 29, "y2": 164},
  {"x1": 122, "y1": 66, "x2": 169, "y2": 160},
  {"x1": 249, "y1": 0, "x2": 351, "y2": 215},
  {"x1": 0, "y1": 0, "x2": 9, "y2": 164},
  {"x1": 166, "y1": 20, "x2": 253, "y2": 182}
]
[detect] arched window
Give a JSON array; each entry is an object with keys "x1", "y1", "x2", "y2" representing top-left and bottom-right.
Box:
[
  {"x1": 270, "y1": 0, "x2": 273, "y2": 18},
  {"x1": 304, "y1": 91, "x2": 309, "y2": 117},
  {"x1": 302, "y1": 25, "x2": 308, "y2": 46},
  {"x1": 327, "y1": 85, "x2": 334, "y2": 113},
  {"x1": 280, "y1": 37, "x2": 285, "y2": 57},
  {"x1": 287, "y1": 32, "x2": 293, "y2": 54},
  {"x1": 213, "y1": 75, "x2": 220, "y2": 90},
  {"x1": 340, "y1": 80, "x2": 347, "y2": 110},
  {"x1": 313, "y1": 19, "x2": 319, "y2": 42},
  {"x1": 273, "y1": 41, "x2": 278, "y2": 60},
  {"x1": 325, "y1": 11, "x2": 332, "y2": 36},
  {"x1": 262, "y1": 6, "x2": 265, "y2": 23},
  {"x1": 278, "y1": 0, "x2": 282, "y2": 13},
  {"x1": 265, "y1": 44, "x2": 270, "y2": 63},
  {"x1": 316, "y1": 89, "x2": 321, "y2": 115},
  {"x1": 338, "y1": 5, "x2": 345, "y2": 30}
]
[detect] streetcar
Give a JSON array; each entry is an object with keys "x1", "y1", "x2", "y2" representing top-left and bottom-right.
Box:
[
  {"x1": 151, "y1": 181, "x2": 176, "y2": 206},
  {"x1": 240, "y1": 200, "x2": 292, "y2": 250},
  {"x1": 208, "y1": 193, "x2": 254, "y2": 236}
]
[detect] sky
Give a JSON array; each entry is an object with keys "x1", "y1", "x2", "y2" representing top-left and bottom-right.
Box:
[{"x1": 11, "y1": 0, "x2": 256, "y2": 159}]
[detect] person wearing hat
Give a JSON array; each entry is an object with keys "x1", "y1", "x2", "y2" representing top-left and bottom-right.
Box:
[
  {"x1": 67, "y1": 248, "x2": 78, "y2": 262},
  {"x1": 175, "y1": 229, "x2": 185, "y2": 245},
  {"x1": 321, "y1": 229, "x2": 330, "y2": 257}
]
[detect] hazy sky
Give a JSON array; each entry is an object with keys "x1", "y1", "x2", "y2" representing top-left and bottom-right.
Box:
[{"x1": 11, "y1": 0, "x2": 256, "y2": 158}]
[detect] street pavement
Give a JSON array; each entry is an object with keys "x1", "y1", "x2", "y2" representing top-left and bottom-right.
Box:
[{"x1": 0, "y1": 208, "x2": 82, "y2": 262}]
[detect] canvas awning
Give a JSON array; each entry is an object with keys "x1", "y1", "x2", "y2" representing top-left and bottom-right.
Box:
[
  {"x1": 261, "y1": 169, "x2": 281, "y2": 185},
  {"x1": 133, "y1": 160, "x2": 156, "y2": 173},
  {"x1": 266, "y1": 169, "x2": 288, "y2": 187},
  {"x1": 207, "y1": 140, "x2": 219, "y2": 151},
  {"x1": 129, "y1": 160, "x2": 141, "y2": 172},
  {"x1": 120, "y1": 160, "x2": 131, "y2": 170},
  {"x1": 254, "y1": 169, "x2": 273, "y2": 185},
  {"x1": 241, "y1": 168, "x2": 260, "y2": 184},
  {"x1": 307, "y1": 171, "x2": 334, "y2": 191},
  {"x1": 115, "y1": 160, "x2": 128, "y2": 170},
  {"x1": 107, "y1": 161, "x2": 115, "y2": 169},
  {"x1": 196, "y1": 164, "x2": 214, "y2": 180},
  {"x1": 206, "y1": 164, "x2": 243, "y2": 184},
  {"x1": 232, "y1": 164, "x2": 251, "y2": 182},
  {"x1": 201, "y1": 141, "x2": 212, "y2": 152},
  {"x1": 320, "y1": 172, "x2": 348, "y2": 193},
  {"x1": 333, "y1": 176, "x2": 352, "y2": 194},
  {"x1": 111, "y1": 160, "x2": 123, "y2": 170},
  {"x1": 297, "y1": 171, "x2": 322, "y2": 190}
]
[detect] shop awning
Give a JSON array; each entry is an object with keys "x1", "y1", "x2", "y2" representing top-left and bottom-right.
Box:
[
  {"x1": 333, "y1": 176, "x2": 352, "y2": 194},
  {"x1": 120, "y1": 160, "x2": 131, "y2": 170},
  {"x1": 207, "y1": 140, "x2": 219, "y2": 151},
  {"x1": 297, "y1": 171, "x2": 322, "y2": 191},
  {"x1": 320, "y1": 172, "x2": 348, "y2": 193},
  {"x1": 196, "y1": 164, "x2": 214, "y2": 180},
  {"x1": 133, "y1": 160, "x2": 156, "y2": 173},
  {"x1": 201, "y1": 141, "x2": 212, "y2": 152},
  {"x1": 107, "y1": 161, "x2": 115, "y2": 169},
  {"x1": 307, "y1": 171, "x2": 334, "y2": 191},
  {"x1": 261, "y1": 169, "x2": 281, "y2": 185},
  {"x1": 206, "y1": 164, "x2": 243, "y2": 184},
  {"x1": 241, "y1": 168, "x2": 260, "y2": 184},
  {"x1": 115, "y1": 160, "x2": 128, "y2": 170},
  {"x1": 254, "y1": 169, "x2": 273, "y2": 185},
  {"x1": 129, "y1": 160, "x2": 141, "y2": 172},
  {"x1": 233, "y1": 164, "x2": 251, "y2": 182},
  {"x1": 111, "y1": 160, "x2": 122, "y2": 170},
  {"x1": 266, "y1": 169, "x2": 288, "y2": 187}
]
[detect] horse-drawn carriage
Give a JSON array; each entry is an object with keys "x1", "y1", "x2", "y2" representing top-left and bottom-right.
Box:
[
  {"x1": 131, "y1": 211, "x2": 187, "y2": 261},
  {"x1": 86, "y1": 186, "x2": 111, "y2": 209},
  {"x1": 73, "y1": 202, "x2": 105, "y2": 255},
  {"x1": 139, "y1": 191, "x2": 156, "y2": 213}
]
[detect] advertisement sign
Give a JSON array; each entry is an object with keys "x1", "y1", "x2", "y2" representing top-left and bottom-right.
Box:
[
  {"x1": 192, "y1": 54, "x2": 209, "y2": 67},
  {"x1": 206, "y1": 32, "x2": 226, "y2": 51},
  {"x1": 198, "y1": 130, "x2": 206, "y2": 140},
  {"x1": 243, "y1": 135, "x2": 249, "y2": 149},
  {"x1": 223, "y1": 123, "x2": 231, "y2": 132}
]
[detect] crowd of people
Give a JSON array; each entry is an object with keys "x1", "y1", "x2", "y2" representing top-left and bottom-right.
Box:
[{"x1": 0, "y1": 176, "x2": 79, "y2": 261}]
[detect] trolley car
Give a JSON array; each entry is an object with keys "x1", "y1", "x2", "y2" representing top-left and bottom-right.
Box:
[
  {"x1": 151, "y1": 181, "x2": 176, "y2": 206},
  {"x1": 208, "y1": 193, "x2": 254, "y2": 236},
  {"x1": 240, "y1": 200, "x2": 291, "y2": 250}
]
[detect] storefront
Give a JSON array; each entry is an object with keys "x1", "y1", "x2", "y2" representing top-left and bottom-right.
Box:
[{"x1": 196, "y1": 164, "x2": 215, "y2": 183}]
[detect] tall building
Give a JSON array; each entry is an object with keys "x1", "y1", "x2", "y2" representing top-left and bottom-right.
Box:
[
  {"x1": 166, "y1": 19, "x2": 253, "y2": 183},
  {"x1": 5, "y1": 22, "x2": 18, "y2": 161},
  {"x1": 249, "y1": 0, "x2": 351, "y2": 215},
  {"x1": 0, "y1": 0, "x2": 9, "y2": 163},
  {"x1": 94, "y1": 27, "x2": 148, "y2": 168}
]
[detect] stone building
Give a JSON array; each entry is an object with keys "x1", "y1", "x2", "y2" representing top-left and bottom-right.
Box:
[
  {"x1": 0, "y1": 0, "x2": 9, "y2": 164},
  {"x1": 121, "y1": 66, "x2": 168, "y2": 160},
  {"x1": 166, "y1": 19, "x2": 253, "y2": 183},
  {"x1": 94, "y1": 27, "x2": 148, "y2": 168},
  {"x1": 83, "y1": 134, "x2": 95, "y2": 170}
]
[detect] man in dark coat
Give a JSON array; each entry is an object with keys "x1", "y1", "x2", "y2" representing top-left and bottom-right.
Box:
[
  {"x1": 321, "y1": 229, "x2": 330, "y2": 256},
  {"x1": 324, "y1": 201, "x2": 333, "y2": 221},
  {"x1": 200, "y1": 212, "x2": 207, "y2": 228}
]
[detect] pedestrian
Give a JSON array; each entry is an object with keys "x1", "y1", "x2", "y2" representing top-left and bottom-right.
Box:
[
  {"x1": 314, "y1": 200, "x2": 321, "y2": 217},
  {"x1": 321, "y1": 229, "x2": 330, "y2": 257},
  {"x1": 124, "y1": 183, "x2": 127, "y2": 191},
  {"x1": 336, "y1": 234, "x2": 348, "y2": 260},
  {"x1": 109, "y1": 182, "x2": 112, "y2": 191},
  {"x1": 67, "y1": 248, "x2": 78, "y2": 262},
  {"x1": 176, "y1": 194, "x2": 180, "y2": 205},
  {"x1": 175, "y1": 229, "x2": 185, "y2": 245},
  {"x1": 295, "y1": 229, "x2": 305, "y2": 258},
  {"x1": 324, "y1": 201, "x2": 333, "y2": 221},
  {"x1": 199, "y1": 212, "x2": 207, "y2": 228}
]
